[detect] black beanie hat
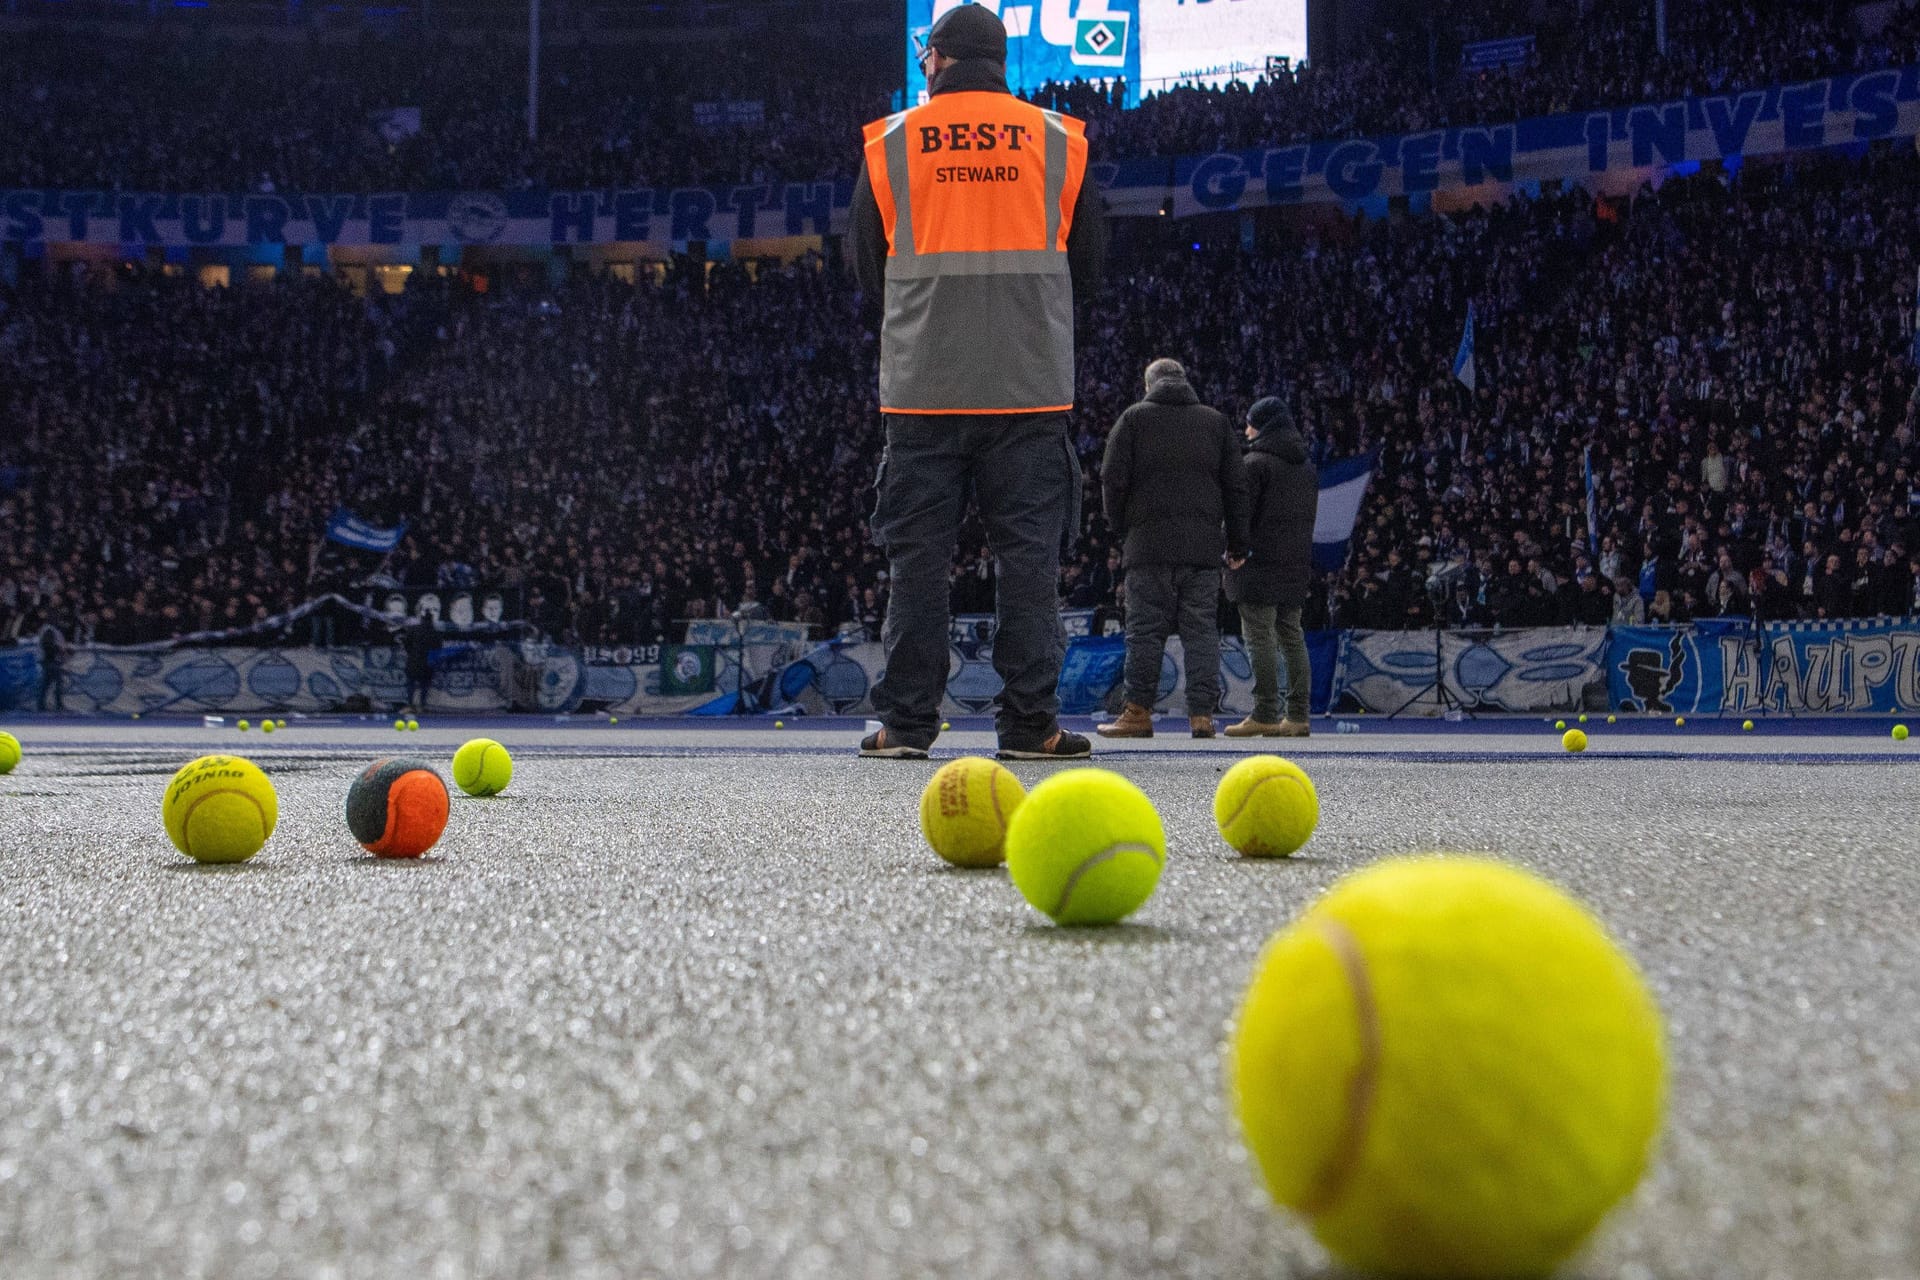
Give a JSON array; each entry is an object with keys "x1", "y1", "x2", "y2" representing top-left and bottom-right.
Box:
[
  {"x1": 929, "y1": 3, "x2": 1009, "y2": 62},
  {"x1": 1247, "y1": 396, "x2": 1293, "y2": 435}
]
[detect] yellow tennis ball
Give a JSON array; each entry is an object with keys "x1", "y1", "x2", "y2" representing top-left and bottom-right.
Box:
[
  {"x1": 1674, "y1": 716, "x2": 1685, "y2": 727},
  {"x1": 1894, "y1": 724, "x2": 1909, "y2": 742},
  {"x1": 1742, "y1": 719, "x2": 1754, "y2": 732},
  {"x1": 237, "y1": 720, "x2": 251, "y2": 731},
  {"x1": 1004, "y1": 769, "x2": 1165, "y2": 924},
  {"x1": 1230, "y1": 857, "x2": 1665, "y2": 1278},
  {"x1": 1553, "y1": 720, "x2": 1566, "y2": 731},
  {"x1": 1562, "y1": 728, "x2": 1587, "y2": 753},
  {"x1": 452, "y1": 737, "x2": 514, "y2": 797},
  {"x1": 0, "y1": 731, "x2": 19, "y2": 774},
  {"x1": 162, "y1": 755, "x2": 278, "y2": 864},
  {"x1": 918, "y1": 757, "x2": 1025, "y2": 867},
  {"x1": 394, "y1": 719, "x2": 406, "y2": 731},
  {"x1": 1607, "y1": 714, "x2": 1617, "y2": 724},
  {"x1": 261, "y1": 720, "x2": 276, "y2": 734},
  {"x1": 407, "y1": 719, "x2": 420, "y2": 731},
  {"x1": 1577, "y1": 713, "x2": 1588, "y2": 723},
  {"x1": 942, "y1": 721, "x2": 952, "y2": 731},
  {"x1": 1214, "y1": 756, "x2": 1318, "y2": 857}
]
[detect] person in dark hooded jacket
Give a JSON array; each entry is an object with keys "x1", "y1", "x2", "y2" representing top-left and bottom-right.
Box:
[
  {"x1": 1225, "y1": 396, "x2": 1318, "y2": 737},
  {"x1": 1097, "y1": 358, "x2": 1249, "y2": 738}
]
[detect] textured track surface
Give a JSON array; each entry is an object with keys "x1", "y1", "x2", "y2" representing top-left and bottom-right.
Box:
[{"x1": 1, "y1": 722, "x2": 1917, "y2": 1278}]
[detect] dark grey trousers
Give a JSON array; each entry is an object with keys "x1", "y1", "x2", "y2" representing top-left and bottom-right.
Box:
[
  {"x1": 1240, "y1": 603, "x2": 1312, "y2": 722},
  {"x1": 870, "y1": 412, "x2": 1079, "y2": 742},
  {"x1": 1123, "y1": 565, "x2": 1221, "y2": 715}
]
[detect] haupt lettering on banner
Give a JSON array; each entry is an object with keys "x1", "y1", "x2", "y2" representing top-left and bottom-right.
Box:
[{"x1": 1606, "y1": 620, "x2": 1920, "y2": 715}]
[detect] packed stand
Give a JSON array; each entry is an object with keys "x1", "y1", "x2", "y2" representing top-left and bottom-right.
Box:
[
  {"x1": 6, "y1": 1, "x2": 1920, "y2": 192},
  {"x1": 0, "y1": 28, "x2": 895, "y2": 192},
  {"x1": 7, "y1": 141, "x2": 1920, "y2": 649},
  {"x1": 1037, "y1": 0, "x2": 1920, "y2": 158},
  {"x1": 0, "y1": 268, "x2": 443, "y2": 646}
]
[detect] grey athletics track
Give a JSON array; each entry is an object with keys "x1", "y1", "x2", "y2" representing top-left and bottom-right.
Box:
[{"x1": 1, "y1": 721, "x2": 1917, "y2": 1279}]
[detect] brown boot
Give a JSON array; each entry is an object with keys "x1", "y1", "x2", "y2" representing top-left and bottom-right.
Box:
[
  {"x1": 1274, "y1": 719, "x2": 1312, "y2": 738},
  {"x1": 1224, "y1": 717, "x2": 1283, "y2": 737},
  {"x1": 1096, "y1": 703, "x2": 1154, "y2": 738},
  {"x1": 1190, "y1": 716, "x2": 1215, "y2": 739}
]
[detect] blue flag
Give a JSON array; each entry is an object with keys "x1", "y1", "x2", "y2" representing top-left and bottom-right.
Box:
[
  {"x1": 1453, "y1": 302, "x2": 1477, "y2": 391},
  {"x1": 1311, "y1": 453, "x2": 1378, "y2": 571},
  {"x1": 1912, "y1": 268, "x2": 1920, "y2": 368},
  {"x1": 1583, "y1": 447, "x2": 1600, "y2": 555},
  {"x1": 325, "y1": 509, "x2": 408, "y2": 553}
]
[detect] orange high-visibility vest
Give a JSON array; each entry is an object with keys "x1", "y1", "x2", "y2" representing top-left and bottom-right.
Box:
[{"x1": 862, "y1": 92, "x2": 1089, "y2": 415}]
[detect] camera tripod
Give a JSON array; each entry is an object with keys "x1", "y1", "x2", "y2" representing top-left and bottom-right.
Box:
[{"x1": 1387, "y1": 620, "x2": 1476, "y2": 720}]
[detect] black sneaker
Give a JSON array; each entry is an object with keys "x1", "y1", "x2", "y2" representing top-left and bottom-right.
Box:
[
  {"x1": 995, "y1": 727, "x2": 1093, "y2": 761},
  {"x1": 859, "y1": 727, "x2": 932, "y2": 759}
]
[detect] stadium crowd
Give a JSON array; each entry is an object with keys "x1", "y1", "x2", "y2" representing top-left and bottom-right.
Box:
[
  {"x1": 1039, "y1": 0, "x2": 1920, "y2": 157},
  {"x1": 6, "y1": 142, "x2": 1920, "y2": 649},
  {"x1": 4, "y1": 0, "x2": 1918, "y2": 192},
  {"x1": 0, "y1": 30, "x2": 896, "y2": 192}
]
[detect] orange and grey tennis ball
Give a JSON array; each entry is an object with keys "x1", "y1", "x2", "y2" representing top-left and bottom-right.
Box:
[{"x1": 346, "y1": 757, "x2": 449, "y2": 858}]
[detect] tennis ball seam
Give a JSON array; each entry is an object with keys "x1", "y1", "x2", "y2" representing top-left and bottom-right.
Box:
[
  {"x1": 990, "y1": 767, "x2": 1011, "y2": 831},
  {"x1": 1054, "y1": 840, "x2": 1163, "y2": 919},
  {"x1": 460, "y1": 741, "x2": 501, "y2": 792},
  {"x1": 1219, "y1": 770, "x2": 1304, "y2": 834},
  {"x1": 1298, "y1": 918, "x2": 1382, "y2": 1220},
  {"x1": 178, "y1": 786, "x2": 271, "y2": 858}
]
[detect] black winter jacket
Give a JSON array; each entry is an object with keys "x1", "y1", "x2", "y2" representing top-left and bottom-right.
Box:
[
  {"x1": 1226, "y1": 426, "x2": 1318, "y2": 608},
  {"x1": 1101, "y1": 379, "x2": 1250, "y2": 568}
]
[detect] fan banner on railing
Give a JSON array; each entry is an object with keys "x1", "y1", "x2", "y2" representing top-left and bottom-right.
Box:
[
  {"x1": 1341, "y1": 626, "x2": 1608, "y2": 716},
  {"x1": 1607, "y1": 618, "x2": 1920, "y2": 715},
  {"x1": 6, "y1": 67, "x2": 1916, "y2": 247},
  {"x1": 12, "y1": 619, "x2": 1920, "y2": 718}
]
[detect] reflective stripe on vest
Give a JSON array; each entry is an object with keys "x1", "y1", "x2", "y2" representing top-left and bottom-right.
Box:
[{"x1": 862, "y1": 93, "x2": 1088, "y2": 415}]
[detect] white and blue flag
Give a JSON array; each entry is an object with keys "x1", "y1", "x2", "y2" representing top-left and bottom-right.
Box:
[
  {"x1": 1453, "y1": 301, "x2": 1477, "y2": 391},
  {"x1": 1583, "y1": 446, "x2": 1600, "y2": 554},
  {"x1": 1911, "y1": 267, "x2": 1920, "y2": 368},
  {"x1": 326, "y1": 509, "x2": 408, "y2": 553},
  {"x1": 368, "y1": 107, "x2": 423, "y2": 147},
  {"x1": 1311, "y1": 453, "x2": 1377, "y2": 571}
]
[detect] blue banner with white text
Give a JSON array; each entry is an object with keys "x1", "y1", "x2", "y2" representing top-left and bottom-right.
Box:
[
  {"x1": 0, "y1": 183, "x2": 856, "y2": 248},
  {"x1": 5, "y1": 66, "x2": 1918, "y2": 246},
  {"x1": 1462, "y1": 36, "x2": 1535, "y2": 74},
  {"x1": 3, "y1": 66, "x2": 1920, "y2": 247},
  {"x1": 1608, "y1": 619, "x2": 1920, "y2": 715},
  {"x1": 1101, "y1": 64, "x2": 1920, "y2": 217},
  {"x1": 20, "y1": 619, "x2": 1920, "y2": 716}
]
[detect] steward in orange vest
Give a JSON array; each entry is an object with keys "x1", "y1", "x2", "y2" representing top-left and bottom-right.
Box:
[
  {"x1": 852, "y1": 11, "x2": 1106, "y2": 414},
  {"x1": 849, "y1": 3, "x2": 1106, "y2": 763}
]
